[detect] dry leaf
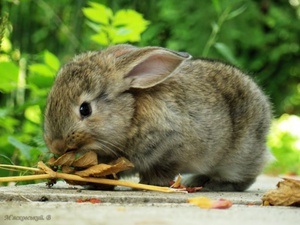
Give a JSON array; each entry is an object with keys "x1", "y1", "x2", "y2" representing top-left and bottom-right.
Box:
[
  {"x1": 188, "y1": 196, "x2": 233, "y2": 209},
  {"x1": 75, "y1": 164, "x2": 112, "y2": 177},
  {"x1": 170, "y1": 175, "x2": 202, "y2": 193},
  {"x1": 72, "y1": 151, "x2": 98, "y2": 168},
  {"x1": 61, "y1": 165, "x2": 75, "y2": 174},
  {"x1": 262, "y1": 178, "x2": 300, "y2": 206},
  {"x1": 185, "y1": 187, "x2": 203, "y2": 193},
  {"x1": 48, "y1": 157, "x2": 56, "y2": 165},
  {"x1": 75, "y1": 157, "x2": 134, "y2": 177},
  {"x1": 171, "y1": 175, "x2": 183, "y2": 188},
  {"x1": 101, "y1": 157, "x2": 134, "y2": 176},
  {"x1": 48, "y1": 152, "x2": 76, "y2": 166},
  {"x1": 76, "y1": 198, "x2": 101, "y2": 204}
]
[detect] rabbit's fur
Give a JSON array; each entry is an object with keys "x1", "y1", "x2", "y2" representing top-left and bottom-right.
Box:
[{"x1": 44, "y1": 44, "x2": 272, "y2": 191}]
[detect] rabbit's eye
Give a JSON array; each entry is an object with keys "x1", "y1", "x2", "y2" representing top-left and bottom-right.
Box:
[{"x1": 79, "y1": 102, "x2": 92, "y2": 118}]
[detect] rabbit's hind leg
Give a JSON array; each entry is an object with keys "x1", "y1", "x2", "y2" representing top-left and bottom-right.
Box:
[
  {"x1": 201, "y1": 178, "x2": 255, "y2": 191},
  {"x1": 182, "y1": 174, "x2": 255, "y2": 192}
]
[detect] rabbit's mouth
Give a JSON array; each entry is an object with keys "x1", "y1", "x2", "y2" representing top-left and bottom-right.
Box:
[{"x1": 71, "y1": 140, "x2": 123, "y2": 158}]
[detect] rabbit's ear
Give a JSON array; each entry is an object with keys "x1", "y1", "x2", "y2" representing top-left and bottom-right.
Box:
[{"x1": 123, "y1": 48, "x2": 191, "y2": 89}]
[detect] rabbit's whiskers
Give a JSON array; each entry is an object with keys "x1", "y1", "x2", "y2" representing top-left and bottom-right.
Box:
[{"x1": 96, "y1": 139, "x2": 125, "y2": 157}]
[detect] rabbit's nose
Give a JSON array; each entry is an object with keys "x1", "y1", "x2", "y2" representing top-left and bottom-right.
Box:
[{"x1": 50, "y1": 139, "x2": 67, "y2": 155}]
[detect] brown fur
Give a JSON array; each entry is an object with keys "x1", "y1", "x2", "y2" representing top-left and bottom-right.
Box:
[{"x1": 44, "y1": 45, "x2": 272, "y2": 191}]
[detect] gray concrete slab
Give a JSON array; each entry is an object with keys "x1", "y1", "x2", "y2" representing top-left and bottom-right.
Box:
[{"x1": 0, "y1": 175, "x2": 299, "y2": 225}]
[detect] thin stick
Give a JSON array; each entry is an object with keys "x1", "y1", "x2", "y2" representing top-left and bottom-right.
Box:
[
  {"x1": 0, "y1": 174, "x2": 51, "y2": 182},
  {"x1": 0, "y1": 162, "x2": 186, "y2": 193},
  {"x1": 0, "y1": 164, "x2": 42, "y2": 172},
  {"x1": 55, "y1": 173, "x2": 183, "y2": 193}
]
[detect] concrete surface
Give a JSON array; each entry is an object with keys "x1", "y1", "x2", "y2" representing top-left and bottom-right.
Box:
[{"x1": 0, "y1": 175, "x2": 299, "y2": 225}]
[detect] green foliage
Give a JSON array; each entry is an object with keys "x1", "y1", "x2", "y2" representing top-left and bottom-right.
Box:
[
  {"x1": 139, "y1": 0, "x2": 300, "y2": 115},
  {"x1": 266, "y1": 114, "x2": 300, "y2": 175},
  {"x1": 0, "y1": 20, "x2": 58, "y2": 178},
  {"x1": 0, "y1": 61, "x2": 19, "y2": 92},
  {"x1": 83, "y1": 1, "x2": 150, "y2": 46}
]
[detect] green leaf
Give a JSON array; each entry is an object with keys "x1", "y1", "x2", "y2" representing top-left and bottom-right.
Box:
[
  {"x1": 29, "y1": 63, "x2": 54, "y2": 77},
  {"x1": 112, "y1": 9, "x2": 150, "y2": 43},
  {"x1": 8, "y1": 136, "x2": 33, "y2": 160},
  {"x1": 28, "y1": 75, "x2": 54, "y2": 89},
  {"x1": 212, "y1": 0, "x2": 222, "y2": 14},
  {"x1": 227, "y1": 5, "x2": 247, "y2": 20},
  {"x1": 211, "y1": 22, "x2": 219, "y2": 33},
  {"x1": 25, "y1": 105, "x2": 42, "y2": 124},
  {"x1": 214, "y1": 42, "x2": 238, "y2": 65},
  {"x1": 0, "y1": 108, "x2": 19, "y2": 133},
  {"x1": 90, "y1": 33, "x2": 109, "y2": 46},
  {"x1": 1, "y1": 36, "x2": 12, "y2": 53},
  {"x1": 86, "y1": 21, "x2": 101, "y2": 32},
  {"x1": 82, "y1": 2, "x2": 113, "y2": 25},
  {"x1": 0, "y1": 61, "x2": 19, "y2": 93},
  {"x1": 44, "y1": 50, "x2": 60, "y2": 71},
  {"x1": 28, "y1": 63, "x2": 55, "y2": 88}
]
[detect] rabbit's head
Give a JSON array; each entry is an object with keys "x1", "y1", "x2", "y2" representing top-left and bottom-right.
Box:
[{"x1": 44, "y1": 45, "x2": 191, "y2": 158}]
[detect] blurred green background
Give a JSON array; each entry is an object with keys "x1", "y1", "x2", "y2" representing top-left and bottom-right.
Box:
[{"x1": 0, "y1": 0, "x2": 299, "y2": 181}]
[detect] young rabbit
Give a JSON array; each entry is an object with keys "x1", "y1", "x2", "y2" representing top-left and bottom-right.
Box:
[{"x1": 44, "y1": 44, "x2": 272, "y2": 191}]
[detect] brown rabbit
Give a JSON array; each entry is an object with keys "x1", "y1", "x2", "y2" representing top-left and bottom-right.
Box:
[{"x1": 44, "y1": 44, "x2": 272, "y2": 191}]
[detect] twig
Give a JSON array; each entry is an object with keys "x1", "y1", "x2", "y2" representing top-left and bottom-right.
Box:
[
  {"x1": 0, "y1": 164, "x2": 43, "y2": 173},
  {"x1": 38, "y1": 162, "x2": 185, "y2": 193},
  {"x1": 0, "y1": 162, "x2": 186, "y2": 193},
  {"x1": 18, "y1": 194, "x2": 33, "y2": 202},
  {"x1": 0, "y1": 174, "x2": 52, "y2": 182}
]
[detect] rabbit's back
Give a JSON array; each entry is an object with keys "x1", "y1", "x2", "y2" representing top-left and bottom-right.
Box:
[
  {"x1": 177, "y1": 59, "x2": 271, "y2": 185},
  {"x1": 127, "y1": 58, "x2": 271, "y2": 189}
]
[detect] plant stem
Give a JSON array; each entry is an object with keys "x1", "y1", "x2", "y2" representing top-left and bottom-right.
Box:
[
  {"x1": 202, "y1": 7, "x2": 231, "y2": 57},
  {"x1": 0, "y1": 164, "x2": 43, "y2": 172},
  {"x1": 0, "y1": 174, "x2": 52, "y2": 182}
]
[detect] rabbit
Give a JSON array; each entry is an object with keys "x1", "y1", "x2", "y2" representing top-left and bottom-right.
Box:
[{"x1": 43, "y1": 44, "x2": 272, "y2": 191}]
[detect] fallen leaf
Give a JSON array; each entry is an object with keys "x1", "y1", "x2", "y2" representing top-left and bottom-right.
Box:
[
  {"x1": 75, "y1": 157, "x2": 134, "y2": 177},
  {"x1": 262, "y1": 178, "x2": 300, "y2": 206},
  {"x1": 48, "y1": 152, "x2": 75, "y2": 166},
  {"x1": 212, "y1": 198, "x2": 233, "y2": 209},
  {"x1": 48, "y1": 157, "x2": 56, "y2": 165},
  {"x1": 170, "y1": 175, "x2": 202, "y2": 193},
  {"x1": 61, "y1": 165, "x2": 75, "y2": 174},
  {"x1": 185, "y1": 187, "x2": 203, "y2": 193},
  {"x1": 74, "y1": 164, "x2": 112, "y2": 177},
  {"x1": 76, "y1": 198, "x2": 101, "y2": 204},
  {"x1": 188, "y1": 196, "x2": 233, "y2": 209},
  {"x1": 171, "y1": 175, "x2": 183, "y2": 188},
  {"x1": 72, "y1": 151, "x2": 98, "y2": 168}
]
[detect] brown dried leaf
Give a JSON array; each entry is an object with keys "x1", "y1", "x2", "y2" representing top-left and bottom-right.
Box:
[
  {"x1": 48, "y1": 152, "x2": 76, "y2": 166},
  {"x1": 72, "y1": 151, "x2": 98, "y2": 168},
  {"x1": 75, "y1": 157, "x2": 134, "y2": 177},
  {"x1": 188, "y1": 196, "x2": 232, "y2": 209},
  {"x1": 262, "y1": 178, "x2": 300, "y2": 206},
  {"x1": 104, "y1": 157, "x2": 134, "y2": 176},
  {"x1": 170, "y1": 175, "x2": 202, "y2": 193},
  {"x1": 76, "y1": 198, "x2": 101, "y2": 204},
  {"x1": 48, "y1": 157, "x2": 56, "y2": 166},
  {"x1": 75, "y1": 164, "x2": 112, "y2": 177},
  {"x1": 171, "y1": 175, "x2": 182, "y2": 188},
  {"x1": 61, "y1": 165, "x2": 75, "y2": 174}
]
